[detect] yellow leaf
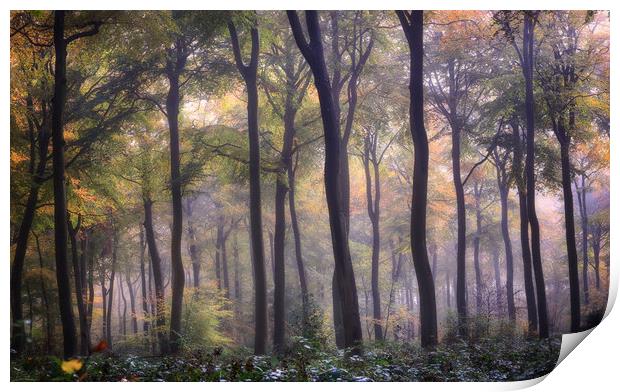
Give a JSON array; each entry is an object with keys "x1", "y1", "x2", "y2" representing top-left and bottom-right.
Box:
[{"x1": 61, "y1": 358, "x2": 83, "y2": 374}]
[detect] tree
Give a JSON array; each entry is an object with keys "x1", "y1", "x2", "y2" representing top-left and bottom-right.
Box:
[
  {"x1": 228, "y1": 17, "x2": 268, "y2": 355},
  {"x1": 396, "y1": 10, "x2": 438, "y2": 348},
  {"x1": 490, "y1": 137, "x2": 516, "y2": 321},
  {"x1": 288, "y1": 10, "x2": 363, "y2": 352},
  {"x1": 496, "y1": 10, "x2": 549, "y2": 338}
]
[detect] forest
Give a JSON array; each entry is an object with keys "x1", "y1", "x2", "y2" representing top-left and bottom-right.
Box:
[{"x1": 9, "y1": 10, "x2": 609, "y2": 382}]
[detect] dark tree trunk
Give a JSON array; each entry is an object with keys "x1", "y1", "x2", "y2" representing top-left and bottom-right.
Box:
[
  {"x1": 522, "y1": 13, "x2": 549, "y2": 338},
  {"x1": 496, "y1": 168, "x2": 515, "y2": 320},
  {"x1": 143, "y1": 198, "x2": 169, "y2": 354},
  {"x1": 362, "y1": 135, "x2": 383, "y2": 341},
  {"x1": 446, "y1": 270, "x2": 451, "y2": 309},
  {"x1": 556, "y1": 132, "x2": 581, "y2": 331},
  {"x1": 511, "y1": 120, "x2": 538, "y2": 333},
  {"x1": 101, "y1": 272, "x2": 107, "y2": 343},
  {"x1": 288, "y1": 11, "x2": 363, "y2": 352},
  {"x1": 186, "y1": 198, "x2": 201, "y2": 289},
  {"x1": 119, "y1": 275, "x2": 127, "y2": 336},
  {"x1": 229, "y1": 22, "x2": 267, "y2": 355},
  {"x1": 222, "y1": 231, "x2": 230, "y2": 299},
  {"x1": 34, "y1": 233, "x2": 53, "y2": 354},
  {"x1": 139, "y1": 227, "x2": 150, "y2": 335},
  {"x1": 10, "y1": 116, "x2": 50, "y2": 354},
  {"x1": 165, "y1": 53, "x2": 186, "y2": 353},
  {"x1": 576, "y1": 174, "x2": 589, "y2": 305},
  {"x1": 451, "y1": 116, "x2": 467, "y2": 336},
  {"x1": 288, "y1": 159, "x2": 309, "y2": 310},
  {"x1": 492, "y1": 247, "x2": 502, "y2": 315},
  {"x1": 215, "y1": 219, "x2": 223, "y2": 290},
  {"x1": 125, "y1": 268, "x2": 138, "y2": 334},
  {"x1": 67, "y1": 215, "x2": 89, "y2": 355},
  {"x1": 473, "y1": 183, "x2": 483, "y2": 313},
  {"x1": 51, "y1": 11, "x2": 77, "y2": 358},
  {"x1": 397, "y1": 10, "x2": 438, "y2": 348},
  {"x1": 591, "y1": 225, "x2": 601, "y2": 290},
  {"x1": 233, "y1": 233, "x2": 241, "y2": 302},
  {"x1": 106, "y1": 233, "x2": 117, "y2": 347}
]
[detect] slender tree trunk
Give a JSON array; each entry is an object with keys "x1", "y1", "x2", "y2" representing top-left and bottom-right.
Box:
[
  {"x1": 288, "y1": 160, "x2": 309, "y2": 310},
  {"x1": 215, "y1": 219, "x2": 223, "y2": 290},
  {"x1": 101, "y1": 272, "x2": 107, "y2": 343},
  {"x1": 229, "y1": 22, "x2": 267, "y2": 355},
  {"x1": 119, "y1": 275, "x2": 127, "y2": 336},
  {"x1": 473, "y1": 184, "x2": 483, "y2": 313},
  {"x1": 592, "y1": 226, "x2": 601, "y2": 290},
  {"x1": 139, "y1": 227, "x2": 150, "y2": 335},
  {"x1": 165, "y1": 59, "x2": 185, "y2": 353},
  {"x1": 446, "y1": 270, "x2": 451, "y2": 309},
  {"x1": 362, "y1": 138, "x2": 383, "y2": 341},
  {"x1": 498, "y1": 177, "x2": 516, "y2": 320},
  {"x1": 126, "y1": 268, "x2": 138, "y2": 334},
  {"x1": 288, "y1": 11, "x2": 363, "y2": 352},
  {"x1": 222, "y1": 233, "x2": 230, "y2": 299},
  {"x1": 67, "y1": 216, "x2": 88, "y2": 355},
  {"x1": 511, "y1": 120, "x2": 538, "y2": 332},
  {"x1": 397, "y1": 10, "x2": 438, "y2": 348},
  {"x1": 492, "y1": 247, "x2": 502, "y2": 315},
  {"x1": 34, "y1": 233, "x2": 53, "y2": 353},
  {"x1": 106, "y1": 233, "x2": 117, "y2": 347},
  {"x1": 576, "y1": 174, "x2": 590, "y2": 305},
  {"x1": 452, "y1": 126, "x2": 467, "y2": 335},
  {"x1": 51, "y1": 11, "x2": 77, "y2": 358},
  {"x1": 522, "y1": 13, "x2": 549, "y2": 338},
  {"x1": 186, "y1": 198, "x2": 201, "y2": 289},
  {"x1": 143, "y1": 198, "x2": 169, "y2": 354}
]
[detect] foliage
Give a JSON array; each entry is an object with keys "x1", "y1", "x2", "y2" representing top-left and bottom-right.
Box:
[{"x1": 11, "y1": 335, "x2": 560, "y2": 382}]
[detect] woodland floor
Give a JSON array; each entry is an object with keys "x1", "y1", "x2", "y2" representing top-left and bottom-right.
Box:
[{"x1": 11, "y1": 335, "x2": 560, "y2": 382}]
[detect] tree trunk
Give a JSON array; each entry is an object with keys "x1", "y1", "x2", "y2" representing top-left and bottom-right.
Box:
[
  {"x1": 492, "y1": 247, "x2": 502, "y2": 315},
  {"x1": 288, "y1": 11, "x2": 363, "y2": 352},
  {"x1": 67, "y1": 215, "x2": 88, "y2": 355},
  {"x1": 452, "y1": 121, "x2": 467, "y2": 336},
  {"x1": 125, "y1": 268, "x2": 138, "y2": 334},
  {"x1": 497, "y1": 175, "x2": 515, "y2": 320},
  {"x1": 186, "y1": 198, "x2": 201, "y2": 289},
  {"x1": 51, "y1": 11, "x2": 77, "y2": 358},
  {"x1": 576, "y1": 174, "x2": 590, "y2": 305},
  {"x1": 222, "y1": 231, "x2": 230, "y2": 299},
  {"x1": 397, "y1": 10, "x2": 438, "y2": 348},
  {"x1": 106, "y1": 233, "x2": 117, "y2": 347},
  {"x1": 229, "y1": 22, "x2": 267, "y2": 355},
  {"x1": 522, "y1": 13, "x2": 549, "y2": 338},
  {"x1": 215, "y1": 219, "x2": 223, "y2": 290},
  {"x1": 139, "y1": 227, "x2": 150, "y2": 335},
  {"x1": 165, "y1": 59, "x2": 185, "y2": 353},
  {"x1": 34, "y1": 233, "x2": 53, "y2": 354},
  {"x1": 592, "y1": 225, "x2": 601, "y2": 290},
  {"x1": 473, "y1": 183, "x2": 483, "y2": 313},
  {"x1": 288, "y1": 159, "x2": 309, "y2": 310},
  {"x1": 143, "y1": 198, "x2": 169, "y2": 354},
  {"x1": 362, "y1": 137, "x2": 383, "y2": 341},
  {"x1": 511, "y1": 120, "x2": 538, "y2": 333}
]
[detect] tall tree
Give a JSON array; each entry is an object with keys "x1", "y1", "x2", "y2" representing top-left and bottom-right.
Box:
[
  {"x1": 260, "y1": 17, "x2": 313, "y2": 333},
  {"x1": 288, "y1": 10, "x2": 363, "y2": 351},
  {"x1": 491, "y1": 142, "x2": 516, "y2": 320},
  {"x1": 396, "y1": 10, "x2": 438, "y2": 348},
  {"x1": 228, "y1": 18, "x2": 268, "y2": 355}
]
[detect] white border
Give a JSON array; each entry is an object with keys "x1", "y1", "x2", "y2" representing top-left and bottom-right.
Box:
[{"x1": 3, "y1": 1, "x2": 617, "y2": 391}]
